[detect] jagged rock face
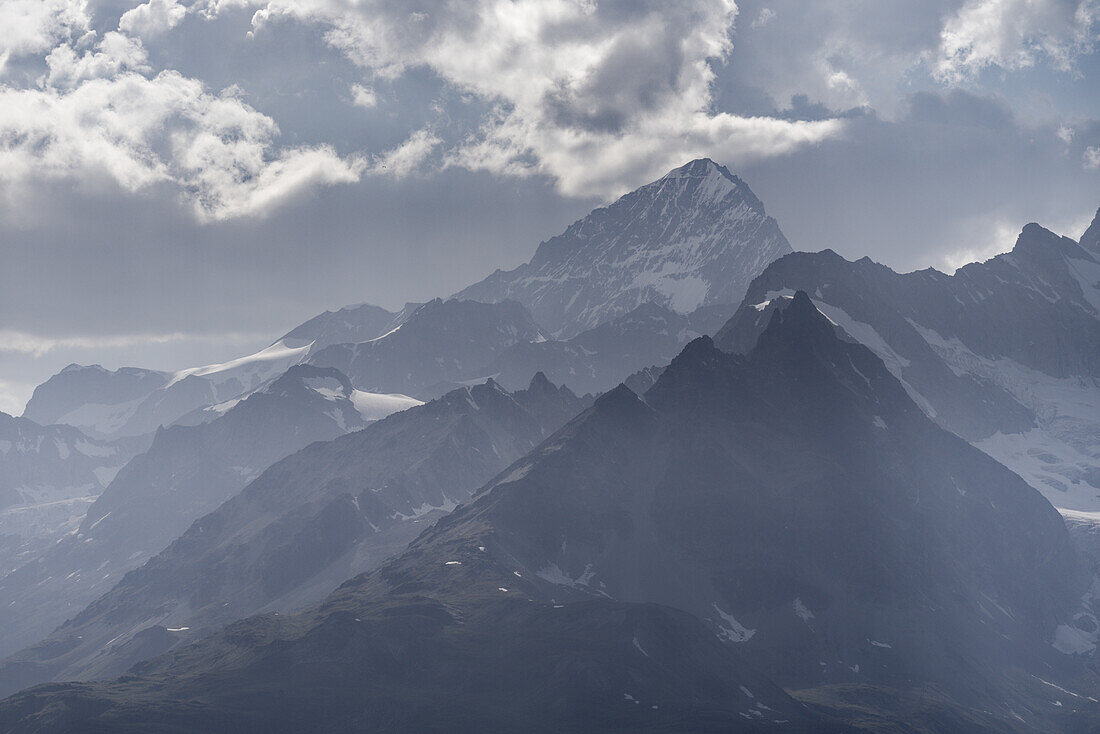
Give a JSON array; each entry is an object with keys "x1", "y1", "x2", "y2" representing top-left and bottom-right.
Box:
[
  {"x1": 308, "y1": 299, "x2": 546, "y2": 398},
  {"x1": 438, "y1": 294, "x2": 1084, "y2": 707},
  {"x1": 738, "y1": 226, "x2": 1099, "y2": 381},
  {"x1": 715, "y1": 280, "x2": 1036, "y2": 443},
  {"x1": 0, "y1": 376, "x2": 588, "y2": 695},
  {"x1": 716, "y1": 226, "x2": 1100, "y2": 511},
  {"x1": 0, "y1": 365, "x2": 404, "y2": 663},
  {"x1": 5, "y1": 295, "x2": 1091, "y2": 733},
  {"x1": 455, "y1": 158, "x2": 792, "y2": 337}
]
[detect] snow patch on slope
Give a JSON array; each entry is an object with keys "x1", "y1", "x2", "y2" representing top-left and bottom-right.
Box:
[
  {"x1": 349, "y1": 391, "x2": 422, "y2": 422},
  {"x1": 712, "y1": 602, "x2": 755, "y2": 642},
  {"x1": 913, "y1": 323, "x2": 1100, "y2": 511}
]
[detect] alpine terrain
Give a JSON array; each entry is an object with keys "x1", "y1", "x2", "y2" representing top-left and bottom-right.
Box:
[
  {"x1": 1, "y1": 294, "x2": 1093, "y2": 732},
  {"x1": 0, "y1": 365, "x2": 419, "y2": 661},
  {"x1": 717, "y1": 215, "x2": 1100, "y2": 512},
  {"x1": 455, "y1": 158, "x2": 792, "y2": 337},
  {"x1": 0, "y1": 375, "x2": 587, "y2": 696}
]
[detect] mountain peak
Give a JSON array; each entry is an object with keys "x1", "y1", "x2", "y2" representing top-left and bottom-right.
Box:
[
  {"x1": 649, "y1": 158, "x2": 763, "y2": 213},
  {"x1": 1011, "y1": 222, "x2": 1092, "y2": 264},
  {"x1": 454, "y1": 159, "x2": 791, "y2": 337},
  {"x1": 756, "y1": 290, "x2": 837, "y2": 349},
  {"x1": 660, "y1": 157, "x2": 732, "y2": 180},
  {"x1": 526, "y1": 370, "x2": 554, "y2": 393}
]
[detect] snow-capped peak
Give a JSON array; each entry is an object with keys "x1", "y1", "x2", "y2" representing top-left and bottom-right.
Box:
[{"x1": 454, "y1": 159, "x2": 792, "y2": 337}]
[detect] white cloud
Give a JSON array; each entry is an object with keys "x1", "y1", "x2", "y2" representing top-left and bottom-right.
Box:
[
  {"x1": 217, "y1": 0, "x2": 844, "y2": 199},
  {"x1": 1085, "y1": 145, "x2": 1100, "y2": 169},
  {"x1": 349, "y1": 82, "x2": 377, "y2": 108},
  {"x1": 0, "y1": 8, "x2": 376, "y2": 223},
  {"x1": 0, "y1": 0, "x2": 90, "y2": 74},
  {"x1": 936, "y1": 0, "x2": 1100, "y2": 82},
  {"x1": 0, "y1": 329, "x2": 269, "y2": 357},
  {"x1": 939, "y1": 216, "x2": 1022, "y2": 272},
  {"x1": 45, "y1": 31, "x2": 150, "y2": 88},
  {"x1": 0, "y1": 67, "x2": 363, "y2": 219},
  {"x1": 371, "y1": 128, "x2": 441, "y2": 177},
  {"x1": 751, "y1": 8, "x2": 776, "y2": 29},
  {"x1": 118, "y1": 0, "x2": 189, "y2": 39}
]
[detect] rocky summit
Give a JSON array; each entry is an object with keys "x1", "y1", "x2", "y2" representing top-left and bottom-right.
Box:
[{"x1": 455, "y1": 158, "x2": 792, "y2": 337}]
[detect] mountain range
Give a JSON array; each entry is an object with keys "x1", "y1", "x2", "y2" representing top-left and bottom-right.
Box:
[
  {"x1": 2, "y1": 160, "x2": 1098, "y2": 732},
  {"x1": 456, "y1": 158, "x2": 792, "y2": 337},
  {"x1": 0, "y1": 365, "x2": 419, "y2": 661},
  {"x1": 3, "y1": 294, "x2": 1093, "y2": 732},
  {"x1": 717, "y1": 216, "x2": 1100, "y2": 512},
  {"x1": 0, "y1": 375, "x2": 586, "y2": 697},
  {"x1": 0, "y1": 413, "x2": 146, "y2": 574}
]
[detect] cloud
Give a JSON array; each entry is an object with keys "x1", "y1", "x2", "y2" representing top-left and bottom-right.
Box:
[
  {"x1": 0, "y1": 14, "x2": 373, "y2": 222},
  {"x1": 0, "y1": 378, "x2": 35, "y2": 417},
  {"x1": 751, "y1": 8, "x2": 776, "y2": 29},
  {"x1": 0, "y1": 0, "x2": 89, "y2": 74},
  {"x1": 220, "y1": 0, "x2": 844, "y2": 199},
  {"x1": 938, "y1": 216, "x2": 1025, "y2": 272},
  {"x1": 0, "y1": 64, "x2": 363, "y2": 219},
  {"x1": 1085, "y1": 145, "x2": 1100, "y2": 168},
  {"x1": 349, "y1": 82, "x2": 377, "y2": 108},
  {"x1": 0, "y1": 329, "x2": 270, "y2": 357},
  {"x1": 118, "y1": 0, "x2": 189, "y2": 39},
  {"x1": 371, "y1": 127, "x2": 441, "y2": 177},
  {"x1": 44, "y1": 31, "x2": 150, "y2": 88},
  {"x1": 936, "y1": 0, "x2": 1100, "y2": 82}
]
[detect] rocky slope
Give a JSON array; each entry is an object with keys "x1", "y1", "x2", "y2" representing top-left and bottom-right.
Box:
[
  {"x1": 307, "y1": 298, "x2": 547, "y2": 398},
  {"x1": 2, "y1": 294, "x2": 1091, "y2": 732},
  {"x1": 0, "y1": 414, "x2": 143, "y2": 570},
  {"x1": 455, "y1": 158, "x2": 791, "y2": 337},
  {"x1": 717, "y1": 218, "x2": 1100, "y2": 511},
  {"x1": 0, "y1": 375, "x2": 586, "y2": 696},
  {"x1": 487, "y1": 302, "x2": 701, "y2": 395},
  {"x1": 0, "y1": 365, "x2": 417, "y2": 661}
]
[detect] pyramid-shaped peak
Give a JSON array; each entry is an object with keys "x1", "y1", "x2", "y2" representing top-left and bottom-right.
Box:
[
  {"x1": 650, "y1": 158, "x2": 764, "y2": 213},
  {"x1": 525, "y1": 371, "x2": 556, "y2": 394},
  {"x1": 453, "y1": 158, "x2": 790, "y2": 337},
  {"x1": 755, "y1": 290, "x2": 839, "y2": 351}
]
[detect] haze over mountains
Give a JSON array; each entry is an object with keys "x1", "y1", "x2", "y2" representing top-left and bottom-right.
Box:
[
  {"x1": 1, "y1": 159, "x2": 1099, "y2": 732},
  {"x1": 4, "y1": 292, "x2": 1096, "y2": 732},
  {"x1": 0, "y1": 375, "x2": 586, "y2": 696},
  {"x1": 718, "y1": 217, "x2": 1100, "y2": 511},
  {"x1": 0, "y1": 365, "x2": 419, "y2": 660}
]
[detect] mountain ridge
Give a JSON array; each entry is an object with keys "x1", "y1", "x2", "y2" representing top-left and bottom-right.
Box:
[
  {"x1": 454, "y1": 158, "x2": 792, "y2": 337},
  {"x1": 2, "y1": 293, "x2": 1091, "y2": 732}
]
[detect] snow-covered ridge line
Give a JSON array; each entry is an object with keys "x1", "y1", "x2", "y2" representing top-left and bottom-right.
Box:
[{"x1": 167, "y1": 339, "x2": 314, "y2": 389}]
